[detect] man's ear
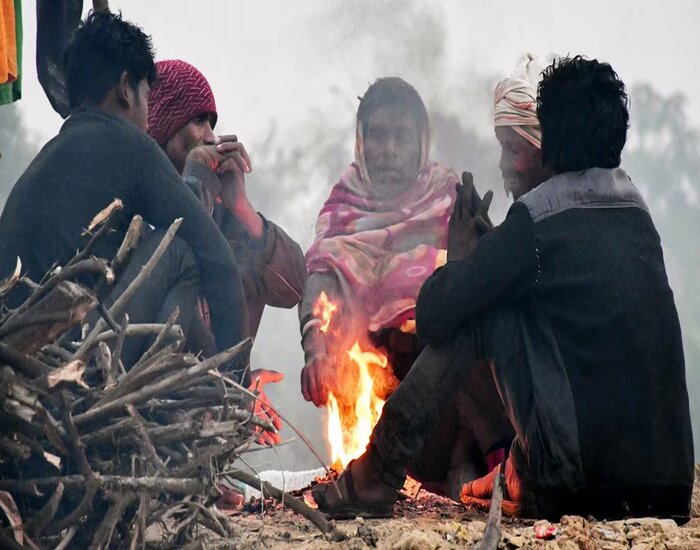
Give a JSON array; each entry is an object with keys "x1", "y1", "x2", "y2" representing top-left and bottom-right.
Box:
[{"x1": 116, "y1": 70, "x2": 132, "y2": 108}]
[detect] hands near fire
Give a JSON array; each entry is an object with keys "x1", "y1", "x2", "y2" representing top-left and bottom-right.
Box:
[
  {"x1": 301, "y1": 355, "x2": 335, "y2": 408},
  {"x1": 249, "y1": 369, "x2": 284, "y2": 445},
  {"x1": 447, "y1": 171, "x2": 494, "y2": 262},
  {"x1": 300, "y1": 326, "x2": 334, "y2": 407}
]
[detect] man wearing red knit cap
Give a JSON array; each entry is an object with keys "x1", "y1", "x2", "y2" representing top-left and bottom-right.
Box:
[{"x1": 148, "y1": 59, "x2": 307, "y2": 446}]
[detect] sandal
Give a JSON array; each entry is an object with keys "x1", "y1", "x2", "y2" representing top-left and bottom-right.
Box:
[{"x1": 312, "y1": 459, "x2": 397, "y2": 519}]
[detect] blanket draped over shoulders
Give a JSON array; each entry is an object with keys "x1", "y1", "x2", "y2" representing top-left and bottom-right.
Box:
[{"x1": 306, "y1": 152, "x2": 458, "y2": 333}]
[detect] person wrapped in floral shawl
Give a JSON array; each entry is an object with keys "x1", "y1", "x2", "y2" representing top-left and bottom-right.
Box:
[{"x1": 300, "y1": 77, "x2": 459, "y2": 409}]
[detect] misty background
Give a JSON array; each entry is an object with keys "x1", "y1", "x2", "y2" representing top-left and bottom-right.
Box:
[{"x1": 1, "y1": 0, "x2": 699, "y2": 473}]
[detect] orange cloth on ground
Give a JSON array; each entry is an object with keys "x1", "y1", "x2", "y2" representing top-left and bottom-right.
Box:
[{"x1": 0, "y1": 0, "x2": 18, "y2": 84}]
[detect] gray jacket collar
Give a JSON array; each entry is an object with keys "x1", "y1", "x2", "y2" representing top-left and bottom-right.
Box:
[{"x1": 517, "y1": 167, "x2": 648, "y2": 223}]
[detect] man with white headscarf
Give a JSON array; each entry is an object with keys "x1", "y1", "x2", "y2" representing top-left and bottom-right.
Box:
[{"x1": 493, "y1": 53, "x2": 554, "y2": 200}]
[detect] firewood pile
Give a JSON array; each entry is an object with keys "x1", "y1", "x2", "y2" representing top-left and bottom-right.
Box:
[{"x1": 0, "y1": 203, "x2": 343, "y2": 549}]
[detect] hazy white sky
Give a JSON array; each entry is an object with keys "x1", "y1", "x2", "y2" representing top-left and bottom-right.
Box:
[{"x1": 18, "y1": 0, "x2": 700, "y2": 145}]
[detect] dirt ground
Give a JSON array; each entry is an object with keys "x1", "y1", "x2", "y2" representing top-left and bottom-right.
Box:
[{"x1": 198, "y1": 466, "x2": 700, "y2": 549}]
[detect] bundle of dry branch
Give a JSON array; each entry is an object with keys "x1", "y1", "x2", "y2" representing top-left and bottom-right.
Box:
[{"x1": 0, "y1": 204, "x2": 342, "y2": 549}]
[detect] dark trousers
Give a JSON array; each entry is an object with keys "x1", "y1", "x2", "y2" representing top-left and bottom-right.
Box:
[
  {"x1": 371, "y1": 328, "x2": 513, "y2": 494},
  {"x1": 101, "y1": 228, "x2": 207, "y2": 368},
  {"x1": 369, "y1": 306, "x2": 692, "y2": 520}
]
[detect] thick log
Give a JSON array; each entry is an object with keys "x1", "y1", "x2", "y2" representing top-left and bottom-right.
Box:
[
  {"x1": 0, "y1": 475, "x2": 214, "y2": 496},
  {"x1": 0, "y1": 343, "x2": 51, "y2": 378},
  {"x1": 2, "y1": 281, "x2": 96, "y2": 355}
]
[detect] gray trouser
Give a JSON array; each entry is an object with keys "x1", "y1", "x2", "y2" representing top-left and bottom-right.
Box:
[
  {"x1": 370, "y1": 306, "x2": 694, "y2": 520},
  {"x1": 370, "y1": 306, "x2": 582, "y2": 495},
  {"x1": 101, "y1": 228, "x2": 205, "y2": 368}
]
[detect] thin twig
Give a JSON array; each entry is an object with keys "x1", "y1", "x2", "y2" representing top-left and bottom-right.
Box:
[
  {"x1": 0, "y1": 311, "x2": 73, "y2": 338},
  {"x1": 126, "y1": 404, "x2": 168, "y2": 476},
  {"x1": 98, "y1": 301, "x2": 121, "y2": 333},
  {"x1": 136, "y1": 308, "x2": 180, "y2": 367},
  {"x1": 59, "y1": 391, "x2": 93, "y2": 478},
  {"x1": 54, "y1": 525, "x2": 78, "y2": 550},
  {"x1": 479, "y1": 471, "x2": 504, "y2": 550},
  {"x1": 111, "y1": 314, "x2": 129, "y2": 377},
  {"x1": 112, "y1": 215, "x2": 143, "y2": 273},
  {"x1": 25, "y1": 482, "x2": 64, "y2": 537},
  {"x1": 90, "y1": 492, "x2": 135, "y2": 550},
  {"x1": 45, "y1": 475, "x2": 100, "y2": 535},
  {"x1": 211, "y1": 370, "x2": 335, "y2": 482},
  {"x1": 73, "y1": 218, "x2": 183, "y2": 360},
  {"x1": 228, "y1": 468, "x2": 347, "y2": 542},
  {"x1": 73, "y1": 338, "x2": 251, "y2": 426}
]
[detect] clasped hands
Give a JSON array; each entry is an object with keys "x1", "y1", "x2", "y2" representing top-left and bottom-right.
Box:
[
  {"x1": 447, "y1": 171, "x2": 494, "y2": 262},
  {"x1": 186, "y1": 135, "x2": 252, "y2": 210}
]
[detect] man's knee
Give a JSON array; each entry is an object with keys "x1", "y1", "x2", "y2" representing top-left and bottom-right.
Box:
[{"x1": 167, "y1": 234, "x2": 199, "y2": 280}]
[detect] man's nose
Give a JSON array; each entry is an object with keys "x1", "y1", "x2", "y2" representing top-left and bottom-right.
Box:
[
  {"x1": 383, "y1": 136, "x2": 400, "y2": 157},
  {"x1": 203, "y1": 123, "x2": 216, "y2": 145}
]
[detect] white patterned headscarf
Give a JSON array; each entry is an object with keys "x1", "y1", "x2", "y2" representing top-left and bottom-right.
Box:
[{"x1": 494, "y1": 53, "x2": 555, "y2": 149}]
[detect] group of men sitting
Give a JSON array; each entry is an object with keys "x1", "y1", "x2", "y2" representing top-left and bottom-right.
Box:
[{"x1": 0, "y1": 11, "x2": 693, "y2": 522}]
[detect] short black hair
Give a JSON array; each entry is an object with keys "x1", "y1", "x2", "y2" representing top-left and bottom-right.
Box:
[
  {"x1": 64, "y1": 11, "x2": 156, "y2": 109},
  {"x1": 537, "y1": 56, "x2": 629, "y2": 174},
  {"x1": 357, "y1": 77, "x2": 429, "y2": 137}
]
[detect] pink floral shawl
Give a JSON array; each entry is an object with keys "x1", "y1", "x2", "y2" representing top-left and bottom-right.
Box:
[{"x1": 306, "y1": 122, "x2": 458, "y2": 333}]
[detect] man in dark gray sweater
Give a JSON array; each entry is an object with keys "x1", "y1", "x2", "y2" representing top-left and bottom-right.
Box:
[
  {"x1": 0, "y1": 12, "x2": 248, "y2": 374},
  {"x1": 313, "y1": 56, "x2": 694, "y2": 521}
]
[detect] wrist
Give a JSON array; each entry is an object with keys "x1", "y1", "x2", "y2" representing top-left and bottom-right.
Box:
[
  {"x1": 226, "y1": 198, "x2": 264, "y2": 240},
  {"x1": 302, "y1": 323, "x2": 327, "y2": 363}
]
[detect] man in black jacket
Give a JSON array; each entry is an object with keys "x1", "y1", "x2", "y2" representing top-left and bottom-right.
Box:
[
  {"x1": 0, "y1": 12, "x2": 248, "y2": 374},
  {"x1": 313, "y1": 56, "x2": 694, "y2": 521}
]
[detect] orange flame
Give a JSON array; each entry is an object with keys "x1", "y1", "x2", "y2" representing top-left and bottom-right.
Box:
[
  {"x1": 313, "y1": 291, "x2": 337, "y2": 333},
  {"x1": 326, "y1": 341, "x2": 388, "y2": 469},
  {"x1": 313, "y1": 292, "x2": 394, "y2": 470}
]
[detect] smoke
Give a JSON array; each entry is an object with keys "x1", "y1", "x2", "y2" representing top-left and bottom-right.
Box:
[
  {"x1": 243, "y1": 0, "x2": 512, "y2": 471},
  {"x1": 244, "y1": 2, "x2": 700, "y2": 471},
  {"x1": 0, "y1": 105, "x2": 40, "y2": 204},
  {"x1": 2, "y1": 0, "x2": 698, "y2": 472}
]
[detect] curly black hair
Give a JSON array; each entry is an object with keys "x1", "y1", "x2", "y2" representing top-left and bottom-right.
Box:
[
  {"x1": 64, "y1": 11, "x2": 156, "y2": 109},
  {"x1": 537, "y1": 56, "x2": 629, "y2": 174},
  {"x1": 357, "y1": 77, "x2": 429, "y2": 137}
]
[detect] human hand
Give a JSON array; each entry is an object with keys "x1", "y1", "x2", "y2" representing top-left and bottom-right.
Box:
[
  {"x1": 447, "y1": 172, "x2": 493, "y2": 262},
  {"x1": 215, "y1": 135, "x2": 252, "y2": 209},
  {"x1": 249, "y1": 369, "x2": 284, "y2": 446},
  {"x1": 185, "y1": 144, "x2": 223, "y2": 172},
  {"x1": 300, "y1": 355, "x2": 336, "y2": 408}
]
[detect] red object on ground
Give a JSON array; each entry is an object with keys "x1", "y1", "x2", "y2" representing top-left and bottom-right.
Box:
[
  {"x1": 217, "y1": 484, "x2": 245, "y2": 510},
  {"x1": 534, "y1": 521, "x2": 558, "y2": 539}
]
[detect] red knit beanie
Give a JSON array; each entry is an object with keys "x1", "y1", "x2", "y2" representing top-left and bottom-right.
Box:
[{"x1": 147, "y1": 59, "x2": 218, "y2": 146}]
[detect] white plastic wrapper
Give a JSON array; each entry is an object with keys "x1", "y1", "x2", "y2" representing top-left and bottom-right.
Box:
[{"x1": 243, "y1": 467, "x2": 326, "y2": 499}]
